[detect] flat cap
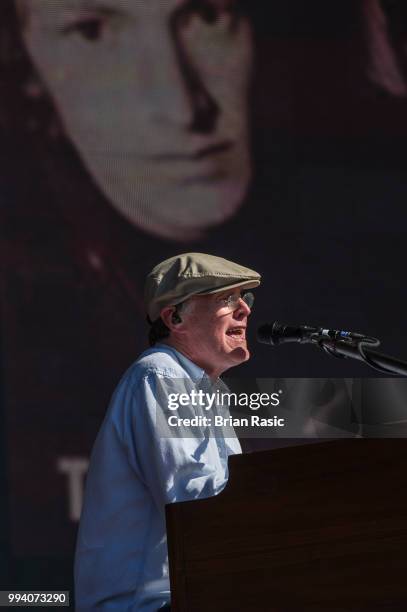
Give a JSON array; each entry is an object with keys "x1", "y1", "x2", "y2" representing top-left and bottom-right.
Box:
[{"x1": 145, "y1": 252, "x2": 261, "y2": 322}]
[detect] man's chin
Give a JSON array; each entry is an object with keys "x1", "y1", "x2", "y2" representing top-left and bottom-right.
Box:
[{"x1": 229, "y1": 345, "x2": 250, "y2": 364}]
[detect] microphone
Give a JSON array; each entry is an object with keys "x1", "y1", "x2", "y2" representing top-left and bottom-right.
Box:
[
  {"x1": 257, "y1": 321, "x2": 368, "y2": 346},
  {"x1": 257, "y1": 322, "x2": 407, "y2": 376}
]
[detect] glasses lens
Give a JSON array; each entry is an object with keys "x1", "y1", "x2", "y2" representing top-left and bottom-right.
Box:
[{"x1": 242, "y1": 292, "x2": 255, "y2": 309}]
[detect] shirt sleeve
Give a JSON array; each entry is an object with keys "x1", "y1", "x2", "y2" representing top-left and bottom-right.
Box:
[{"x1": 112, "y1": 371, "x2": 232, "y2": 512}]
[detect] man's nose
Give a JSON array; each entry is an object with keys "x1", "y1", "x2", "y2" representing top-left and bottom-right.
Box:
[
  {"x1": 139, "y1": 23, "x2": 218, "y2": 132},
  {"x1": 234, "y1": 297, "x2": 251, "y2": 318}
]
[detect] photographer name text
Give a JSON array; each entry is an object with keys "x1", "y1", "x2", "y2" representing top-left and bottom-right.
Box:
[{"x1": 167, "y1": 415, "x2": 285, "y2": 428}]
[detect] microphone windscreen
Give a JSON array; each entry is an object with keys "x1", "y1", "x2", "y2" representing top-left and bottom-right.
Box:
[
  {"x1": 257, "y1": 322, "x2": 311, "y2": 345},
  {"x1": 257, "y1": 323, "x2": 280, "y2": 345}
]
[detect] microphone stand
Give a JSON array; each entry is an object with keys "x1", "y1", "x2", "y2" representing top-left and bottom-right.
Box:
[{"x1": 314, "y1": 337, "x2": 407, "y2": 376}]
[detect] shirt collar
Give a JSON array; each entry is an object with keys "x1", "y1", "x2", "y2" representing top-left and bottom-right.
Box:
[{"x1": 155, "y1": 343, "x2": 206, "y2": 382}]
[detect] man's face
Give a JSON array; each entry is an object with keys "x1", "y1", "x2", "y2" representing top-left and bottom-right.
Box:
[
  {"x1": 18, "y1": 0, "x2": 253, "y2": 240},
  {"x1": 180, "y1": 287, "x2": 252, "y2": 378}
]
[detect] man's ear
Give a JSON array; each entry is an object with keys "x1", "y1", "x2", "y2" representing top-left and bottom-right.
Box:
[{"x1": 160, "y1": 306, "x2": 183, "y2": 331}]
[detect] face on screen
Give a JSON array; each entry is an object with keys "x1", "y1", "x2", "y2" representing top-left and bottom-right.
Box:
[
  {"x1": 17, "y1": 0, "x2": 253, "y2": 240},
  {"x1": 363, "y1": 0, "x2": 407, "y2": 96}
]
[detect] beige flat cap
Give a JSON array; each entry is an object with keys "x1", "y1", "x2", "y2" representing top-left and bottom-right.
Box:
[{"x1": 145, "y1": 252, "x2": 261, "y2": 322}]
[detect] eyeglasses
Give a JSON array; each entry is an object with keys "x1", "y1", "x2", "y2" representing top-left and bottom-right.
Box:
[{"x1": 219, "y1": 291, "x2": 255, "y2": 312}]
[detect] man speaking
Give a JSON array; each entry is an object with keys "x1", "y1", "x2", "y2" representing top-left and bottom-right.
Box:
[{"x1": 74, "y1": 253, "x2": 261, "y2": 611}]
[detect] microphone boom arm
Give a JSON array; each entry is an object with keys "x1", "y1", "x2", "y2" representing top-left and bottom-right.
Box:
[
  {"x1": 314, "y1": 336, "x2": 407, "y2": 376},
  {"x1": 257, "y1": 322, "x2": 407, "y2": 376}
]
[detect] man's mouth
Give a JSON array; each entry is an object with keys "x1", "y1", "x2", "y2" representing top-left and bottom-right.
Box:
[
  {"x1": 226, "y1": 327, "x2": 246, "y2": 341},
  {"x1": 150, "y1": 140, "x2": 233, "y2": 162}
]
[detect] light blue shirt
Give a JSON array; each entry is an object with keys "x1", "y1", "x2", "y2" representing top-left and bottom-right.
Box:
[{"x1": 74, "y1": 344, "x2": 242, "y2": 611}]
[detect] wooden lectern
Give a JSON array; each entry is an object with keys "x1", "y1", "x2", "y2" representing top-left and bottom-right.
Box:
[{"x1": 166, "y1": 440, "x2": 407, "y2": 611}]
